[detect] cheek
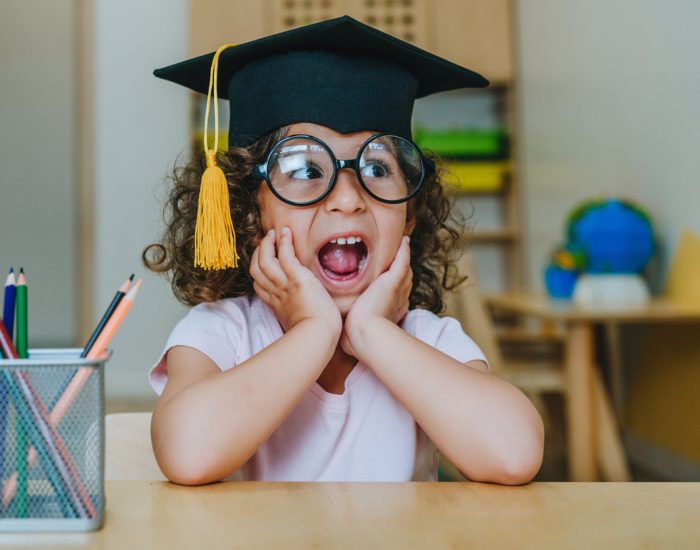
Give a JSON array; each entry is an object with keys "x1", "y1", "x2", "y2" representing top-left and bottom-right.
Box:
[
  {"x1": 373, "y1": 211, "x2": 409, "y2": 267},
  {"x1": 258, "y1": 186, "x2": 296, "y2": 232},
  {"x1": 382, "y1": 206, "x2": 409, "y2": 237},
  {"x1": 257, "y1": 191, "x2": 316, "y2": 262},
  {"x1": 256, "y1": 185, "x2": 273, "y2": 230}
]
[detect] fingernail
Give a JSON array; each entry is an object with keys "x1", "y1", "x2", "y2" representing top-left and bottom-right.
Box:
[
  {"x1": 281, "y1": 226, "x2": 289, "y2": 235},
  {"x1": 268, "y1": 228, "x2": 274, "y2": 237}
]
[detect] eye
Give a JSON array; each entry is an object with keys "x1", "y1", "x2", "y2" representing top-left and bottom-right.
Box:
[
  {"x1": 290, "y1": 163, "x2": 324, "y2": 180},
  {"x1": 360, "y1": 159, "x2": 392, "y2": 178}
]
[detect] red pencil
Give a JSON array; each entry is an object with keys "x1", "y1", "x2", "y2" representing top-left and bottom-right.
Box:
[
  {"x1": 0, "y1": 309, "x2": 95, "y2": 515},
  {"x1": 0, "y1": 319, "x2": 18, "y2": 359}
]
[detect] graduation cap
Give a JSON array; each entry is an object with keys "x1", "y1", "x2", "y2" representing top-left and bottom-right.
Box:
[{"x1": 153, "y1": 15, "x2": 488, "y2": 270}]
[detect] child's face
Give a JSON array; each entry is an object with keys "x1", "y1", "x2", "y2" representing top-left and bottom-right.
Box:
[{"x1": 257, "y1": 122, "x2": 415, "y2": 316}]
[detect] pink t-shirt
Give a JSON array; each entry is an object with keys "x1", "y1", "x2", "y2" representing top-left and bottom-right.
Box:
[{"x1": 149, "y1": 294, "x2": 489, "y2": 482}]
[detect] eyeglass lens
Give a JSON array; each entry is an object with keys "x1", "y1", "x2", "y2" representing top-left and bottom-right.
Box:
[{"x1": 266, "y1": 135, "x2": 423, "y2": 204}]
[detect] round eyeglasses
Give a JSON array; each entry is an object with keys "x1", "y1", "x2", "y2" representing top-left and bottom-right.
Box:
[{"x1": 253, "y1": 133, "x2": 435, "y2": 206}]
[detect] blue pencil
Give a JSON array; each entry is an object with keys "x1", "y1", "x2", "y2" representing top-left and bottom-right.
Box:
[
  {"x1": 0, "y1": 269, "x2": 14, "y2": 494},
  {"x1": 3, "y1": 269, "x2": 15, "y2": 341},
  {"x1": 81, "y1": 274, "x2": 133, "y2": 358}
]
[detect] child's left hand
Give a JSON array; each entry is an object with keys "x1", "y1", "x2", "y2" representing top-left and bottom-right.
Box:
[{"x1": 340, "y1": 235, "x2": 412, "y2": 358}]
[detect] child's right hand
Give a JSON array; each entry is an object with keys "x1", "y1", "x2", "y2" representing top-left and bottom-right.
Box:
[{"x1": 250, "y1": 226, "x2": 342, "y2": 336}]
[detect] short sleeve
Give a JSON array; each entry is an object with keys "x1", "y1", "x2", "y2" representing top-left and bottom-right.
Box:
[
  {"x1": 148, "y1": 299, "x2": 247, "y2": 395},
  {"x1": 402, "y1": 309, "x2": 491, "y2": 372}
]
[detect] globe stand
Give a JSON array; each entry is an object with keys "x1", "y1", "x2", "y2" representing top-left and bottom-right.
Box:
[{"x1": 572, "y1": 273, "x2": 650, "y2": 308}]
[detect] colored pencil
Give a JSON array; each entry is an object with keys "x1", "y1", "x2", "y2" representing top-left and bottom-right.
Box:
[
  {"x1": 0, "y1": 322, "x2": 19, "y2": 359},
  {"x1": 14, "y1": 371, "x2": 94, "y2": 517},
  {"x1": 0, "y1": 320, "x2": 18, "y2": 360},
  {"x1": 51, "y1": 279, "x2": 143, "y2": 422},
  {"x1": 15, "y1": 407, "x2": 27, "y2": 517},
  {"x1": 3, "y1": 371, "x2": 83, "y2": 517},
  {"x1": 2, "y1": 374, "x2": 75, "y2": 517},
  {"x1": 1, "y1": 278, "x2": 143, "y2": 508},
  {"x1": 13, "y1": 269, "x2": 28, "y2": 513},
  {"x1": 82, "y1": 274, "x2": 133, "y2": 358},
  {"x1": 0, "y1": 322, "x2": 88, "y2": 516},
  {"x1": 49, "y1": 274, "x2": 133, "y2": 410},
  {"x1": 0, "y1": 268, "x2": 14, "y2": 491},
  {"x1": 15, "y1": 269, "x2": 27, "y2": 359},
  {"x1": 3, "y1": 268, "x2": 16, "y2": 341}
]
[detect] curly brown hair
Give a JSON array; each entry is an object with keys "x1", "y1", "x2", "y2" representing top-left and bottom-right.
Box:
[{"x1": 143, "y1": 126, "x2": 468, "y2": 314}]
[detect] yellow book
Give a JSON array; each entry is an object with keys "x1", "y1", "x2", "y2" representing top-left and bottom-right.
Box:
[{"x1": 442, "y1": 161, "x2": 509, "y2": 193}]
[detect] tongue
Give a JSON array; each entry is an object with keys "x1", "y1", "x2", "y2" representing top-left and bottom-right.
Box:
[{"x1": 319, "y1": 243, "x2": 360, "y2": 274}]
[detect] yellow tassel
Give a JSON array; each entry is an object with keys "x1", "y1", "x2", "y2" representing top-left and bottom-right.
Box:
[
  {"x1": 194, "y1": 150, "x2": 239, "y2": 269},
  {"x1": 194, "y1": 43, "x2": 239, "y2": 270}
]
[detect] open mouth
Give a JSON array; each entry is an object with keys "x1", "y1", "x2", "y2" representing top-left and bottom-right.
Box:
[{"x1": 317, "y1": 236, "x2": 369, "y2": 282}]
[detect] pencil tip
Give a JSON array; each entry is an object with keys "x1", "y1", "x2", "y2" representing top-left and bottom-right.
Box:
[
  {"x1": 8, "y1": 267, "x2": 13, "y2": 274},
  {"x1": 125, "y1": 278, "x2": 143, "y2": 300},
  {"x1": 19, "y1": 267, "x2": 24, "y2": 274},
  {"x1": 129, "y1": 273, "x2": 135, "y2": 281}
]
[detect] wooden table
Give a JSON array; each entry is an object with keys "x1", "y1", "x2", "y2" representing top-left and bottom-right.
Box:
[
  {"x1": 484, "y1": 291, "x2": 700, "y2": 482},
  {"x1": 0, "y1": 481, "x2": 698, "y2": 548}
]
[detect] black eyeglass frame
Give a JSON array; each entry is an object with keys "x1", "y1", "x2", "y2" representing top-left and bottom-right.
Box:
[{"x1": 253, "y1": 133, "x2": 435, "y2": 207}]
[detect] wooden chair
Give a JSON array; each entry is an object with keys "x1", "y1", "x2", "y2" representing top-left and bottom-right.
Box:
[
  {"x1": 444, "y1": 252, "x2": 566, "y2": 436},
  {"x1": 445, "y1": 252, "x2": 635, "y2": 481},
  {"x1": 105, "y1": 412, "x2": 166, "y2": 481}
]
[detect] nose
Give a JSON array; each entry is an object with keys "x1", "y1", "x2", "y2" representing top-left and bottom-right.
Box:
[{"x1": 323, "y1": 166, "x2": 366, "y2": 214}]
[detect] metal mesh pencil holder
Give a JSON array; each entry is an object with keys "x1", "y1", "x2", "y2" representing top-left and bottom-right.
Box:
[{"x1": 0, "y1": 348, "x2": 107, "y2": 531}]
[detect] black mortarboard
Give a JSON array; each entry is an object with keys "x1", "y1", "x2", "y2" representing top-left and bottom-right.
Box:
[
  {"x1": 153, "y1": 15, "x2": 489, "y2": 148},
  {"x1": 152, "y1": 15, "x2": 488, "y2": 271}
]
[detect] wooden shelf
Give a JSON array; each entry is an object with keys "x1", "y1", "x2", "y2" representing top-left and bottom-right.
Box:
[
  {"x1": 462, "y1": 228, "x2": 520, "y2": 244},
  {"x1": 445, "y1": 174, "x2": 512, "y2": 196},
  {"x1": 496, "y1": 327, "x2": 566, "y2": 344}
]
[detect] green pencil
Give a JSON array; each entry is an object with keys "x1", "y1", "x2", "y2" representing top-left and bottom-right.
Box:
[
  {"x1": 15, "y1": 417, "x2": 27, "y2": 517},
  {"x1": 15, "y1": 269, "x2": 27, "y2": 359},
  {"x1": 14, "y1": 268, "x2": 28, "y2": 517}
]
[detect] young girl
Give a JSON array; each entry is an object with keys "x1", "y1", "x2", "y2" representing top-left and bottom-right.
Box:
[{"x1": 144, "y1": 16, "x2": 544, "y2": 485}]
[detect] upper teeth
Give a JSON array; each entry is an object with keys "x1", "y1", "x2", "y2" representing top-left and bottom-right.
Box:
[{"x1": 330, "y1": 236, "x2": 362, "y2": 245}]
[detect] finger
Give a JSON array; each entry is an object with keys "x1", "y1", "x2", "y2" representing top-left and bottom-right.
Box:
[
  {"x1": 258, "y1": 229, "x2": 288, "y2": 287},
  {"x1": 253, "y1": 280, "x2": 272, "y2": 304},
  {"x1": 400, "y1": 271, "x2": 411, "y2": 298},
  {"x1": 397, "y1": 304, "x2": 409, "y2": 324},
  {"x1": 249, "y1": 241, "x2": 275, "y2": 291},
  {"x1": 401, "y1": 289, "x2": 411, "y2": 312},
  {"x1": 389, "y1": 236, "x2": 412, "y2": 278},
  {"x1": 401, "y1": 265, "x2": 413, "y2": 293},
  {"x1": 399, "y1": 267, "x2": 413, "y2": 306},
  {"x1": 277, "y1": 226, "x2": 304, "y2": 279}
]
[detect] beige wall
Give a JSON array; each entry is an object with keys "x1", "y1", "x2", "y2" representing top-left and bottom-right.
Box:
[
  {"x1": 93, "y1": 0, "x2": 190, "y2": 401},
  {"x1": 0, "y1": 0, "x2": 77, "y2": 346},
  {"x1": 0, "y1": 0, "x2": 189, "y2": 404},
  {"x1": 515, "y1": 0, "x2": 700, "y2": 465},
  {"x1": 515, "y1": 0, "x2": 700, "y2": 289}
]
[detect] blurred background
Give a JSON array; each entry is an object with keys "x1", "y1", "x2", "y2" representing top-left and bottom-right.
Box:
[{"x1": 1, "y1": 0, "x2": 698, "y2": 482}]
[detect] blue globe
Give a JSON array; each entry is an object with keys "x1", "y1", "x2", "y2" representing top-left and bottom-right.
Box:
[{"x1": 567, "y1": 199, "x2": 655, "y2": 274}]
